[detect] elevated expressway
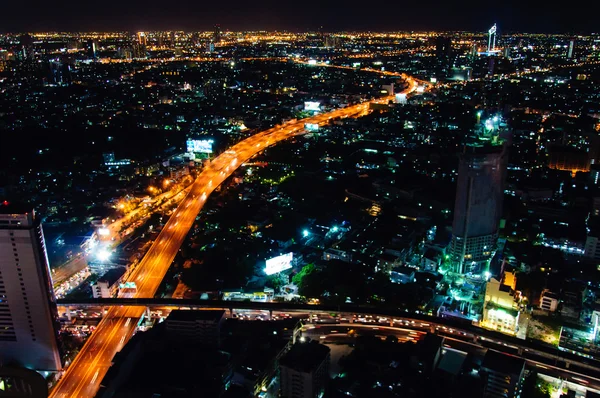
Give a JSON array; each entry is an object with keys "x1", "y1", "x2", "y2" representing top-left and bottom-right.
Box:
[
  {"x1": 49, "y1": 71, "x2": 416, "y2": 398},
  {"x1": 58, "y1": 297, "x2": 600, "y2": 392}
]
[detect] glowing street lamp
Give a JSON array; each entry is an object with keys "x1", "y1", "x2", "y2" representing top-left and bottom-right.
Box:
[
  {"x1": 302, "y1": 230, "x2": 310, "y2": 238},
  {"x1": 96, "y1": 249, "x2": 112, "y2": 262}
]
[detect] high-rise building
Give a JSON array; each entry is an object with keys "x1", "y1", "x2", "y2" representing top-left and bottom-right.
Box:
[
  {"x1": 448, "y1": 118, "x2": 508, "y2": 275},
  {"x1": 324, "y1": 35, "x2": 341, "y2": 48},
  {"x1": 435, "y1": 36, "x2": 452, "y2": 78},
  {"x1": 164, "y1": 309, "x2": 225, "y2": 346},
  {"x1": 137, "y1": 32, "x2": 147, "y2": 47},
  {"x1": 213, "y1": 25, "x2": 222, "y2": 44},
  {"x1": 86, "y1": 39, "x2": 97, "y2": 59},
  {"x1": 279, "y1": 341, "x2": 330, "y2": 398},
  {"x1": 0, "y1": 204, "x2": 61, "y2": 371},
  {"x1": 567, "y1": 39, "x2": 575, "y2": 59}
]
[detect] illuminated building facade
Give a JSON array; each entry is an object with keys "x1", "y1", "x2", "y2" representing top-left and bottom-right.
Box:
[
  {"x1": 481, "y1": 273, "x2": 521, "y2": 335},
  {"x1": 0, "y1": 205, "x2": 61, "y2": 371},
  {"x1": 548, "y1": 146, "x2": 589, "y2": 176},
  {"x1": 449, "y1": 118, "x2": 508, "y2": 275}
]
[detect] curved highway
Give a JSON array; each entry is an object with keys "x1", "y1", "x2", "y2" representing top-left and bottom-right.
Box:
[{"x1": 49, "y1": 68, "x2": 418, "y2": 397}]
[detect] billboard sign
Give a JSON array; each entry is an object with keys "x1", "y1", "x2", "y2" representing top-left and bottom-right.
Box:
[
  {"x1": 265, "y1": 252, "x2": 293, "y2": 275},
  {"x1": 305, "y1": 123, "x2": 319, "y2": 132},
  {"x1": 187, "y1": 139, "x2": 214, "y2": 154},
  {"x1": 395, "y1": 93, "x2": 407, "y2": 104},
  {"x1": 304, "y1": 101, "x2": 321, "y2": 112}
]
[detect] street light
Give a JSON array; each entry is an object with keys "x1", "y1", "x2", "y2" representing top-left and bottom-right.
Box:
[{"x1": 303, "y1": 230, "x2": 309, "y2": 238}]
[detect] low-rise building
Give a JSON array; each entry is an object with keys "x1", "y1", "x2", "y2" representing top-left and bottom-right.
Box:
[
  {"x1": 420, "y1": 248, "x2": 442, "y2": 271},
  {"x1": 91, "y1": 267, "x2": 127, "y2": 298}
]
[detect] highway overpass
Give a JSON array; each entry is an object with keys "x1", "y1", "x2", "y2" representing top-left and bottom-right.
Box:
[{"x1": 57, "y1": 297, "x2": 600, "y2": 376}]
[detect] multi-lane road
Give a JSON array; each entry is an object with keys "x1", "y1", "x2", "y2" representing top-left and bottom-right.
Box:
[{"x1": 49, "y1": 71, "x2": 418, "y2": 397}]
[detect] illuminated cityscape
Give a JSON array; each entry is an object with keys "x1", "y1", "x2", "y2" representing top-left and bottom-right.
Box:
[{"x1": 1, "y1": 11, "x2": 600, "y2": 398}]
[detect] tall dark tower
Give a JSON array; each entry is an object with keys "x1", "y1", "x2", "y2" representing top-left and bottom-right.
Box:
[
  {"x1": 213, "y1": 24, "x2": 222, "y2": 44},
  {"x1": 86, "y1": 39, "x2": 97, "y2": 59},
  {"x1": 435, "y1": 36, "x2": 452, "y2": 78},
  {"x1": 449, "y1": 117, "x2": 509, "y2": 275}
]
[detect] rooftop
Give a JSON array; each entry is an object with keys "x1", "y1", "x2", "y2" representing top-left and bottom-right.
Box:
[
  {"x1": 0, "y1": 202, "x2": 33, "y2": 215},
  {"x1": 481, "y1": 350, "x2": 525, "y2": 376},
  {"x1": 280, "y1": 341, "x2": 330, "y2": 373},
  {"x1": 166, "y1": 309, "x2": 226, "y2": 322},
  {"x1": 98, "y1": 267, "x2": 127, "y2": 286}
]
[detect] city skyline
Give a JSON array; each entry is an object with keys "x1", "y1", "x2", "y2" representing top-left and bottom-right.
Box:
[{"x1": 1, "y1": 19, "x2": 600, "y2": 398}]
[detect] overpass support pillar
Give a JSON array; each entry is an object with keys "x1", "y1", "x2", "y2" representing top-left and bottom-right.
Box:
[
  {"x1": 145, "y1": 307, "x2": 151, "y2": 320},
  {"x1": 229, "y1": 308, "x2": 234, "y2": 318},
  {"x1": 66, "y1": 306, "x2": 72, "y2": 321},
  {"x1": 517, "y1": 347, "x2": 523, "y2": 356},
  {"x1": 269, "y1": 310, "x2": 273, "y2": 320},
  {"x1": 565, "y1": 362, "x2": 570, "y2": 369}
]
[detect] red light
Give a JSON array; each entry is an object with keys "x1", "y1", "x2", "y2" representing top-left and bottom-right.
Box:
[{"x1": 2, "y1": 200, "x2": 8, "y2": 206}]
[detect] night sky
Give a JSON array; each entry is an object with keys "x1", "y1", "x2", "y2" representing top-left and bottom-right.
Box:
[{"x1": 1, "y1": 0, "x2": 595, "y2": 33}]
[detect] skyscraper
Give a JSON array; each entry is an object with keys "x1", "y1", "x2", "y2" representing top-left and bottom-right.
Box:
[
  {"x1": 0, "y1": 204, "x2": 61, "y2": 371},
  {"x1": 213, "y1": 25, "x2": 222, "y2": 44},
  {"x1": 86, "y1": 39, "x2": 97, "y2": 59},
  {"x1": 435, "y1": 36, "x2": 452, "y2": 78},
  {"x1": 449, "y1": 119, "x2": 508, "y2": 275},
  {"x1": 567, "y1": 39, "x2": 575, "y2": 59},
  {"x1": 137, "y1": 32, "x2": 147, "y2": 47}
]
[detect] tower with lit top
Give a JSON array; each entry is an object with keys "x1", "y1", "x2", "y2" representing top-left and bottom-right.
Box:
[{"x1": 448, "y1": 115, "x2": 509, "y2": 276}]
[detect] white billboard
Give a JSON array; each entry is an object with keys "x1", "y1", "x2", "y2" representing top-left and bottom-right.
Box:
[
  {"x1": 304, "y1": 101, "x2": 321, "y2": 112},
  {"x1": 265, "y1": 252, "x2": 293, "y2": 275},
  {"x1": 395, "y1": 93, "x2": 407, "y2": 104},
  {"x1": 305, "y1": 123, "x2": 319, "y2": 132},
  {"x1": 187, "y1": 139, "x2": 214, "y2": 154}
]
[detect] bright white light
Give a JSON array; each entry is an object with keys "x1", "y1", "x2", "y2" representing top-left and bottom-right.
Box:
[
  {"x1": 303, "y1": 230, "x2": 309, "y2": 237},
  {"x1": 304, "y1": 101, "x2": 321, "y2": 112},
  {"x1": 96, "y1": 249, "x2": 112, "y2": 262},
  {"x1": 186, "y1": 139, "x2": 214, "y2": 154},
  {"x1": 484, "y1": 271, "x2": 491, "y2": 280},
  {"x1": 98, "y1": 228, "x2": 110, "y2": 236},
  {"x1": 300, "y1": 336, "x2": 306, "y2": 342},
  {"x1": 331, "y1": 226, "x2": 339, "y2": 232},
  {"x1": 265, "y1": 252, "x2": 293, "y2": 275}
]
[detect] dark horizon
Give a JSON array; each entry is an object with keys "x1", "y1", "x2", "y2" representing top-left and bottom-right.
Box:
[{"x1": 1, "y1": 0, "x2": 596, "y2": 34}]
